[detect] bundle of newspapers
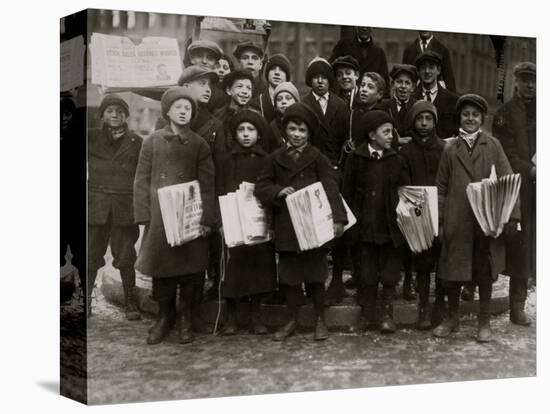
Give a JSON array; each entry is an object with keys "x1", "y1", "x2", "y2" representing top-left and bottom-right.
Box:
[
  {"x1": 466, "y1": 165, "x2": 521, "y2": 238},
  {"x1": 218, "y1": 182, "x2": 271, "y2": 248},
  {"x1": 158, "y1": 180, "x2": 203, "y2": 247},
  {"x1": 396, "y1": 186, "x2": 438, "y2": 254},
  {"x1": 285, "y1": 182, "x2": 357, "y2": 251}
]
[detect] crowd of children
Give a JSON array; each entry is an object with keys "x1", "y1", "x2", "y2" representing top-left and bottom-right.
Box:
[{"x1": 83, "y1": 28, "x2": 535, "y2": 346}]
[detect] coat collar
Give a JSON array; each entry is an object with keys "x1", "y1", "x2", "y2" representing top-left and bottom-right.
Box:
[
  {"x1": 162, "y1": 124, "x2": 192, "y2": 144},
  {"x1": 100, "y1": 123, "x2": 137, "y2": 156},
  {"x1": 231, "y1": 142, "x2": 266, "y2": 157},
  {"x1": 453, "y1": 131, "x2": 489, "y2": 179},
  {"x1": 273, "y1": 144, "x2": 320, "y2": 171},
  {"x1": 410, "y1": 130, "x2": 441, "y2": 150}
]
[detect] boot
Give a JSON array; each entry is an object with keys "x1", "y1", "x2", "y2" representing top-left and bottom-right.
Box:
[
  {"x1": 314, "y1": 315, "x2": 329, "y2": 341},
  {"x1": 120, "y1": 268, "x2": 141, "y2": 321},
  {"x1": 416, "y1": 303, "x2": 431, "y2": 330},
  {"x1": 476, "y1": 312, "x2": 493, "y2": 343},
  {"x1": 348, "y1": 307, "x2": 368, "y2": 334},
  {"x1": 510, "y1": 302, "x2": 531, "y2": 326},
  {"x1": 250, "y1": 299, "x2": 268, "y2": 335},
  {"x1": 178, "y1": 285, "x2": 194, "y2": 344},
  {"x1": 433, "y1": 286, "x2": 460, "y2": 338},
  {"x1": 273, "y1": 318, "x2": 297, "y2": 341},
  {"x1": 380, "y1": 287, "x2": 396, "y2": 334},
  {"x1": 430, "y1": 299, "x2": 447, "y2": 328},
  {"x1": 461, "y1": 283, "x2": 475, "y2": 301},
  {"x1": 402, "y1": 272, "x2": 417, "y2": 301},
  {"x1": 147, "y1": 298, "x2": 174, "y2": 345},
  {"x1": 509, "y1": 278, "x2": 531, "y2": 326}
]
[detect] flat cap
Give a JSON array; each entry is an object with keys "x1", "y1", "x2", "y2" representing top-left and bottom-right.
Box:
[
  {"x1": 390, "y1": 64, "x2": 418, "y2": 82},
  {"x1": 233, "y1": 41, "x2": 264, "y2": 59},
  {"x1": 331, "y1": 55, "x2": 360, "y2": 72},
  {"x1": 187, "y1": 39, "x2": 223, "y2": 60},
  {"x1": 415, "y1": 50, "x2": 443, "y2": 67},
  {"x1": 178, "y1": 65, "x2": 219, "y2": 86},
  {"x1": 513, "y1": 62, "x2": 536, "y2": 77},
  {"x1": 456, "y1": 93, "x2": 488, "y2": 115}
]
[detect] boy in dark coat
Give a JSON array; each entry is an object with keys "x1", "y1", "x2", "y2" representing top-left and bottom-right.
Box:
[
  {"x1": 216, "y1": 110, "x2": 277, "y2": 335},
  {"x1": 302, "y1": 56, "x2": 349, "y2": 165},
  {"x1": 134, "y1": 88, "x2": 216, "y2": 345},
  {"x1": 434, "y1": 94, "x2": 520, "y2": 342},
  {"x1": 413, "y1": 51, "x2": 458, "y2": 139},
  {"x1": 399, "y1": 101, "x2": 446, "y2": 329},
  {"x1": 255, "y1": 103, "x2": 347, "y2": 342},
  {"x1": 250, "y1": 53, "x2": 292, "y2": 123},
  {"x1": 88, "y1": 94, "x2": 142, "y2": 320},
  {"x1": 343, "y1": 111, "x2": 410, "y2": 334}
]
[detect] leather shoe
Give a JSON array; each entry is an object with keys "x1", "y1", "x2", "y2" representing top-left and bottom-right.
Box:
[
  {"x1": 273, "y1": 319, "x2": 297, "y2": 341},
  {"x1": 432, "y1": 316, "x2": 459, "y2": 338}
]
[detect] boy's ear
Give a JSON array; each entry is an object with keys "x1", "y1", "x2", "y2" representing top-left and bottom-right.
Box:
[
  {"x1": 225, "y1": 86, "x2": 232, "y2": 96},
  {"x1": 368, "y1": 131, "x2": 375, "y2": 141}
]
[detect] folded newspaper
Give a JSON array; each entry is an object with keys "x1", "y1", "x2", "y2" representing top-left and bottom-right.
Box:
[
  {"x1": 158, "y1": 180, "x2": 203, "y2": 247},
  {"x1": 396, "y1": 186, "x2": 438, "y2": 254},
  {"x1": 466, "y1": 165, "x2": 521, "y2": 238},
  {"x1": 218, "y1": 182, "x2": 271, "y2": 248},
  {"x1": 285, "y1": 182, "x2": 356, "y2": 251}
]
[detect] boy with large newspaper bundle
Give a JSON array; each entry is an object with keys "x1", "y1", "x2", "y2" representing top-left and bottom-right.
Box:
[
  {"x1": 434, "y1": 94, "x2": 520, "y2": 342},
  {"x1": 255, "y1": 102, "x2": 347, "y2": 342},
  {"x1": 399, "y1": 101, "x2": 446, "y2": 329},
  {"x1": 342, "y1": 110, "x2": 410, "y2": 334},
  {"x1": 216, "y1": 109, "x2": 277, "y2": 335},
  {"x1": 134, "y1": 88, "x2": 216, "y2": 345}
]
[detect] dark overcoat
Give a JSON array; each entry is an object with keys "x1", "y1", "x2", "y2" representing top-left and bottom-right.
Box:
[
  {"x1": 255, "y1": 145, "x2": 347, "y2": 252},
  {"x1": 250, "y1": 89, "x2": 277, "y2": 123},
  {"x1": 342, "y1": 144, "x2": 410, "y2": 247},
  {"x1": 414, "y1": 88, "x2": 458, "y2": 139},
  {"x1": 492, "y1": 95, "x2": 536, "y2": 279},
  {"x1": 88, "y1": 125, "x2": 143, "y2": 226},
  {"x1": 133, "y1": 125, "x2": 216, "y2": 278},
  {"x1": 381, "y1": 97, "x2": 417, "y2": 138},
  {"x1": 436, "y1": 133, "x2": 521, "y2": 282},
  {"x1": 399, "y1": 130, "x2": 445, "y2": 187}
]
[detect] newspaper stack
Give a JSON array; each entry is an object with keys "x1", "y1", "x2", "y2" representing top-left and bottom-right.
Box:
[
  {"x1": 60, "y1": 35, "x2": 85, "y2": 92},
  {"x1": 396, "y1": 186, "x2": 439, "y2": 254},
  {"x1": 158, "y1": 180, "x2": 203, "y2": 247},
  {"x1": 285, "y1": 182, "x2": 356, "y2": 251},
  {"x1": 466, "y1": 165, "x2": 521, "y2": 238},
  {"x1": 218, "y1": 182, "x2": 272, "y2": 248}
]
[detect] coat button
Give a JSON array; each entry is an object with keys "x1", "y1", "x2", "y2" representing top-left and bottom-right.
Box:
[
  {"x1": 251, "y1": 153, "x2": 256, "y2": 158},
  {"x1": 371, "y1": 191, "x2": 376, "y2": 196}
]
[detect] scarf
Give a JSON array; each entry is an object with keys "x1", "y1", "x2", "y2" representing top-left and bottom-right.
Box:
[{"x1": 458, "y1": 128, "x2": 481, "y2": 149}]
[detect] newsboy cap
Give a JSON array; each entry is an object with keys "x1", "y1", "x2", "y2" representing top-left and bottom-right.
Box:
[
  {"x1": 233, "y1": 41, "x2": 264, "y2": 59},
  {"x1": 390, "y1": 64, "x2": 418, "y2": 83},
  {"x1": 331, "y1": 55, "x2": 360, "y2": 73},
  {"x1": 362, "y1": 110, "x2": 394, "y2": 136},
  {"x1": 160, "y1": 87, "x2": 197, "y2": 121},
  {"x1": 513, "y1": 62, "x2": 536, "y2": 78},
  {"x1": 264, "y1": 53, "x2": 292, "y2": 82},
  {"x1": 305, "y1": 56, "x2": 335, "y2": 87},
  {"x1": 178, "y1": 65, "x2": 219, "y2": 86},
  {"x1": 282, "y1": 102, "x2": 320, "y2": 134},
  {"x1": 222, "y1": 68, "x2": 255, "y2": 91},
  {"x1": 415, "y1": 50, "x2": 443, "y2": 67},
  {"x1": 187, "y1": 39, "x2": 223, "y2": 61},
  {"x1": 456, "y1": 93, "x2": 489, "y2": 115},
  {"x1": 99, "y1": 94, "x2": 129, "y2": 118}
]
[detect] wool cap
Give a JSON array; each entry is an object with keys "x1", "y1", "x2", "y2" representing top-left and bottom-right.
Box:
[
  {"x1": 160, "y1": 87, "x2": 197, "y2": 121},
  {"x1": 331, "y1": 55, "x2": 360, "y2": 73},
  {"x1": 513, "y1": 61, "x2": 536, "y2": 78},
  {"x1": 187, "y1": 39, "x2": 223, "y2": 61},
  {"x1": 178, "y1": 65, "x2": 219, "y2": 85},
  {"x1": 230, "y1": 109, "x2": 266, "y2": 138},
  {"x1": 415, "y1": 50, "x2": 443, "y2": 68},
  {"x1": 456, "y1": 93, "x2": 488, "y2": 115},
  {"x1": 406, "y1": 100, "x2": 438, "y2": 129},
  {"x1": 222, "y1": 68, "x2": 255, "y2": 91},
  {"x1": 305, "y1": 56, "x2": 335, "y2": 87},
  {"x1": 233, "y1": 41, "x2": 264, "y2": 59},
  {"x1": 99, "y1": 94, "x2": 129, "y2": 117},
  {"x1": 282, "y1": 102, "x2": 320, "y2": 134},
  {"x1": 273, "y1": 81, "x2": 301, "y2": 103},
  {"x1": 362, "y1": 110, "x2": 394, "y2": 136},
  {"x1": 390, "y1": 64, "x2": 418, "y2": 83},
  {"x1": 264, "y1": 53, "x2": 292, "y2": 81}
]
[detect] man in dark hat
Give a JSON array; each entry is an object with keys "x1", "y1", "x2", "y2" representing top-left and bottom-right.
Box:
[
  {"x1": 233, "y1": 41, "x2": 267, "y2": 99},
  {"x1": 493, "y1": 61, "x2": 536, "y2": 326},
  {"x1": 329, "y1": 26, "x2": 390, "y2": 96},
  {"x1": 413, "y1": 50, "x2": 458, "y2": 138},
  {"x1": 331, "y1": 55, "x2": 360, "y2": 109},
  {"x1": 402, "y1": 31, "x2": 457, "y2": 93}
]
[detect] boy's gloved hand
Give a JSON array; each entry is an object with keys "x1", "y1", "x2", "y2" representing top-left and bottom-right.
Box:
[
  {"x1": 199, "y1": 225, "x2": 212, "y2": 237},
  {"x1": 277, "y1": 186, "x2": 296, "y2": 198},
  {"x1": 333, "y1": 222, "x2": 345, "y2": 238}
]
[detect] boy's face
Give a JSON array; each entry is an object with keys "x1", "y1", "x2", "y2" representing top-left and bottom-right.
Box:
[
  {"x1": 167, "y1": 98, "x2": 193, "y2": 126},
  {"x1": 215, "y1": 58, "x2": 231, "y2": 82},
  {"x1": 226, "y1": 78, "x2": 253, "y2": 106},
  {"x1": 311, "y1": 74, "x2": 330, "y2": 96},
  {"x1": 102, "y1": 104, "x2": 127, "y2": 128},
  {"x1": 189, "y1": 48, "x2": 218, "y2": 70},
  {"x1": 418, "y1": 62, "x2": 441, "y2": 87},
  {"x1": 239, "y1": 49, "x2": 263, "y2": 76},
  {"x1": 369, "y1": 122, "x2": 394, "y2": 151},
  {"x1": 184, "y1": 78, "x2": 212, "y2": 104},
  {"x1": 414, "y1": 112, "x2": 435, "y2": 137},
  {"x1": 275, "y1": 92, "x2": 296, "y2": 115},
  {"x1": 516, "y1": 74, "x2": 536, "y2": 100},
  {"x1": 359, "y1": 75, "x2": 382, "y2": 106},
  {"x1": 459, "y1": 104, "x2": 483, "y2": 133},
  {"x1": 336, "y1": 67, "x2": 359, "y2": 92},
  {"x1": 235, "y1": 121, "x2": 259, "y2": 148},
  {"x1": 418, "y1": 31, "x2": 432, "y2": 40},
  {"x1": 355, "y1": 26, "x2": 372, "y2": 41},
  {"x1": 286, "y1": 120, "x2": 310, "y2": 148},
  {"x1": 393, "y1": 73, "x2": 415, "y2": 102},
  {"x1": 267, "y1": 65, "x2": 287, "y2": 88}
]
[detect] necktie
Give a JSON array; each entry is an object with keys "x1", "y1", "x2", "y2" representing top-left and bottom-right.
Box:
[
  {"x1": 424, "y1": 90, "x2": 432, "y2": 103},
  {"x1": 318, "y1": 95, "x2": 328, "y2": 115},
  {"x1": 422, "y1": 40, "x2": 428, "y2": 51},
  {"x1": 289, "y1": 148, "x2": 301, "y2": 161},
  {"x1": 372, "y1": 151, "x2": 380, "y2": 160}
]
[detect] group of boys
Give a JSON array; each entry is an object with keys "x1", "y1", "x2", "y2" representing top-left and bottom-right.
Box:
[{"x1": 85, "y1": 27, "x2": 535, "y2": 337}]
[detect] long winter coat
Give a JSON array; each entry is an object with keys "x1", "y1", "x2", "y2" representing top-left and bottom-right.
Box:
[
  {"x1": 255, "y1": 145, "x2": 347, "y2": 252},
  {"x1": 133, "y1": 125, "x2": 216, "y2": 278},
  {"x1": 88, "y1": 125, "x2": 143, "y2": 226},
  {"x1": 492, "y1": 95, "x2": 536, "y2": 279},
  {"x1": 436, "y1": 132, "x2": 520, "y2": 282}
]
